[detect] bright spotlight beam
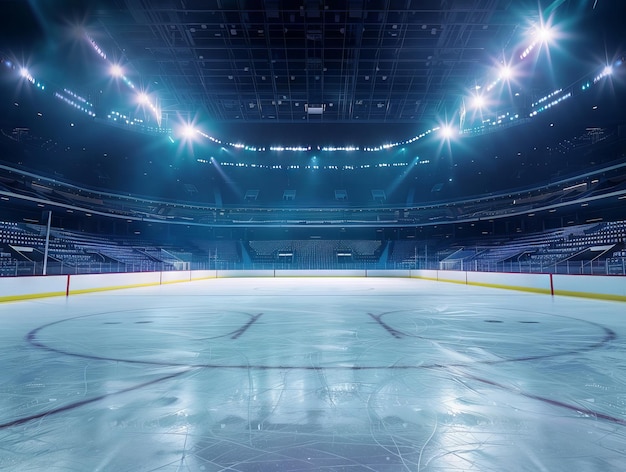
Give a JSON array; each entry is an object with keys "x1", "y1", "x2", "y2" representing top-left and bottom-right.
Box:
[
  {"x1": 440, "y1": 125, "x2": 455, "y2": 139},
  {"x1": 520, "y1": 17, "x2": 558, "y2": 61},
  {"x1": 500, "y1": 65, "x2": 513, "y2": 80},
  {"x1": 110, "y1": 64, "x2": 123, "y2": 77},
  {"x1": 472, "y1": 94, "x2": 485, "y2": 109},
  {"x1": 538, "y1": 25, "x2": 553, "y2": 43},
  {"x1": 19, "y1": 67, "x2": 35, "y2": 84},
  {"x1": 181, "y1": 124, "x2": 197, "y2": 139}
]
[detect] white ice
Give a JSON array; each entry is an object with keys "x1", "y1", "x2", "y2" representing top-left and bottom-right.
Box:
[{"x1": 1, "y1": 277, "x2": 626, "y2": 471}]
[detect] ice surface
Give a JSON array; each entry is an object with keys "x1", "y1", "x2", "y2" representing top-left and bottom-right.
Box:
[{"x1": 1, "y1": 277, "x2": 626, "y2": 471}]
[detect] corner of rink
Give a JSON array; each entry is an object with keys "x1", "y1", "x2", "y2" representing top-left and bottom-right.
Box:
[{"x1": 0, "y1": 269, "x2": 624, "y2": 303}]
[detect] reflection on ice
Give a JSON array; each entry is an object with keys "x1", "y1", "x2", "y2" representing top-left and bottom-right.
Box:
[{"x1": 1, "y1": 277, "x2": 626, "y2": 471}]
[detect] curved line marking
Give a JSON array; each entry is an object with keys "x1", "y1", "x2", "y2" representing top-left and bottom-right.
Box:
[{"x1": 14, "y1": 306, "x2": 622, "y2": 430}]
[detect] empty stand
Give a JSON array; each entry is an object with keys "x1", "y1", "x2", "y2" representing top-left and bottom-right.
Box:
[{"x1": 1, "y1": 217, "x2": 626, "y2": 275}]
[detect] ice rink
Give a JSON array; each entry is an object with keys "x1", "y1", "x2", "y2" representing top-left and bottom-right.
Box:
[{"x1": 1, "y1": 276, "x2": 625, "y2": 471}]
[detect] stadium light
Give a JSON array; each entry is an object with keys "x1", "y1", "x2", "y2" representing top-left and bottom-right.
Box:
[
  {"x1": 519, "y1": 18, "x2": 557, "y2": 61},
  {"x1": 471, "y1": 94, "x2": 486, "y2": 109},
  {"x1": 137, "y1": 92, "x2": 149, "y2": 104},
  {"x1": 19, "y1": 67, "x2": 35, "y2": 85},
  {"x1": 110, "y1": 64, "x2": 123, "y2": 77},
  {"x1": 440, "y1": 125, "x2": 455, "y2": 139},
  {"x1": 85, "y1": 34, "x2": 107, "y2": 60},
  {"x1": 537, "y1": 25, "x2": 553, "y2": 43},
  {"x1": 592, "y1": 64, "x2": 615, "y2": 85},
  {"x1": 500, "y1": 64, "x2": 513, "y2": 80},
  {"x1": 181, "y1": 124, "x2": 197, "y2": 140}
]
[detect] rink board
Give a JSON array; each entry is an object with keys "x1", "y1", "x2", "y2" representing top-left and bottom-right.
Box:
[{"x1": 0, "y1": 269, "x2": 624, "y2": 302}]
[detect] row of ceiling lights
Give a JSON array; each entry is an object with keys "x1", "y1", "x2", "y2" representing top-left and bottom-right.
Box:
[{"x1": 5, "y1": 12, "x2": 621, "y2": 156}]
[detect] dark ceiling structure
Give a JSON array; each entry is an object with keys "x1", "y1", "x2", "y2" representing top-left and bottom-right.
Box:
[
  {"x1": 1, "y1": 0, "x2": 624, "y2": 138},
  {"x1": 94, "y1": 0, "x2": 531, "y2": 124}
]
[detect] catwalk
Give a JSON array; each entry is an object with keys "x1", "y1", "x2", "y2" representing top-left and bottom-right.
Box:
[{"x1": 1, "y1": 277, "x2": 625, "y2": 471}]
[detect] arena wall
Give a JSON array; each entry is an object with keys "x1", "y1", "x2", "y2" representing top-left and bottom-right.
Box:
[{"x1": 0, "y1": 270, "x2": 624, "y2": 303}]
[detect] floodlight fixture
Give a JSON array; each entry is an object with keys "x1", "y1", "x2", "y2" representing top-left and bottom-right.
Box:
[
  {"x1": 19, "y1": 67, "x2": 35, "y2": 84},
  {"x1": 110, "y1": 64, "x2": 123, "y2": 77},
  {"x1": 440, "y1": 125, "x2": 455, "y2": 139},
  {"x1": 520, "y1": 18, "x2": 556, "y2": 60},
  {"x1": 137, "y1": 92, "x2": 149, "y2": 104},
  {"x1": 500, "y1": 65, "x2": 513, "y2": 80},
  {"x1": 537, "y1": 25, "x2": 553, "y2": 43},
  {"x1": 86, "y1": 34, "x2": 107, "y2": 60},
  {"x1": 471, "y1": 94, "x2": 486, "y2": 109},
  {"x1": 181, "y1": 124, "x2": 197, "y2": 139},
  {"x1": 593, "y1": 64, "x2": 615, "y2": 84}
]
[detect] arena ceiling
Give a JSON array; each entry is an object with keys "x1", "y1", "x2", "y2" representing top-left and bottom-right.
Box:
[
  {"x1": 97, "y1": 0, "x2": 531, "y2": 124},
  {"x1": 3, "y1": 0, "x2": 622, "y2": 130}
]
